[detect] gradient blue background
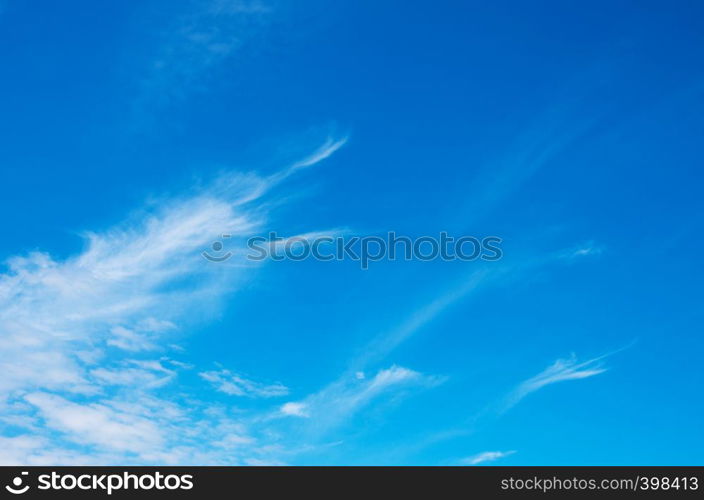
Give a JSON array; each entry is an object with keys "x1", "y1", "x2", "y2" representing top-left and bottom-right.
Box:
[{"x1": 0, "y1": 0, "x2": 702, "y2": 464}]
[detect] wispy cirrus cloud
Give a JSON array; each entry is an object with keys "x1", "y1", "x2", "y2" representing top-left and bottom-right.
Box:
[
  {"x1": 502, "y1": 354, "x2": 608, "y2": 412},
  {"x1": 131, "y1": 0, "x2": 274, "y2": 116},
  {"x1": 90, "y1": 360, "x2": 176, "y2": 389},
  {"x1": 0, "y1": 177, "x2": 262, "y2": 399},
  {"x1": 278, "y1": 365, "x2": 445, "y2": 440},
  {"x1": 106, "y1": 321, "x2": 175, "y2": 352},
  {"x1": 461, "y1": 450, "x2": 516, "y2": 465},
  {"x1": 355, "y1": 269, "x2": 494, "y2": 369},
  {"x1": 558, "y1": 241, "x2": 605, "y2": 262},
  {"x1": 199, "y1": 368, "x2": 289, "y2": 398}
]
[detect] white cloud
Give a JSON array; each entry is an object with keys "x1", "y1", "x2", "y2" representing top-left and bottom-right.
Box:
[
  {"x1": 25, "y1": 392, "x2": 166, "y2": 455},
  {"x1": 280, "y1": 402, "x2": 309, "y2": 418},
  {"x1": 199, "y1": 369, "x2": 289, "y2": 398},
  {"x1": 285, "y1": 137, "x2": 349, "y2": 174},
  {"x1": 18, "y1": 391, "x2": 263, "y2": 465},
  {"x1": 559, "y1": 241, "x2": 604, "y2": 261},
  {"x1": 107, "y1": 326, "x2": 157, "y2": 352},
  {"x1": 91, "y1": 360, "x2": 176, "y2": 389},
  {"x1": 503, "y1": 354, "x2": 608, "y2": 411},
  {"x1": 0, "y1": 436, "x2": 46, "y2": 465},
  {"x1": 462, "y1": 450, "x2": 515, "y2": 465},
  {"x1": 293, "y1": 365, "x2": 444, "y2": 437}
]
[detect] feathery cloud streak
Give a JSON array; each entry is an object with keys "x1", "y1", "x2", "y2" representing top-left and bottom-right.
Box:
[
  {"x1": 502, "y1": 354, "x2": 608, "y2": 412},
  {"x1": 461, "y1": 450, "x2": 516, "y2": 465}
]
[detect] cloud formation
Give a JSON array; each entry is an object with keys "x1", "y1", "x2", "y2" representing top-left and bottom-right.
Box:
[
  {"x1": 0, "y1": 137, "x2": 348, "y2": 464},
  {"x1": 462, "y1": 450, "x2": 516, "y2": 465},
  {"x1": 503, "y1": 354, "x2": 608, "y2": 411},
  {"x1": 288, "y1": 365, "x2": 445, "y2": 439},
  {"x1": 199, "y1": 368, "x2": 289, "y2": 398}
]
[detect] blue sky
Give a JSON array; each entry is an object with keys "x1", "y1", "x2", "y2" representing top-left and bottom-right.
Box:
[{"x1": 0, "y1": 0, "x2": 703, "y2": 465}]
